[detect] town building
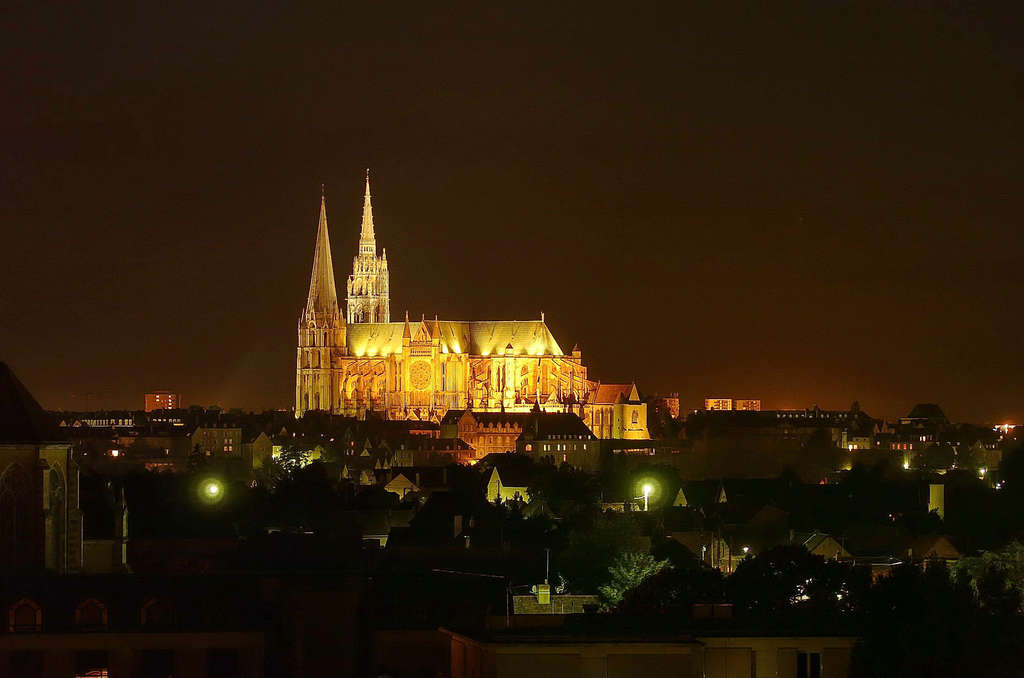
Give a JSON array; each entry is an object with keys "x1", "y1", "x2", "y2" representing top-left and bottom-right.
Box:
[
  {"x1": 586, "y1": 383, "x2": 648, "y2": 439},
  {"x1": 443, "y1": 619, "x2": 856, "y2": 678},
  {"x1": 484, "y1": 466, "x2": 530, "y2": 504},
  {"x1": 441, "y1": 410, "x2": 531, "y2": 459},
  {"x1": 516, "y1": 411, "x2": 602, "y2": 472},
  {"x1": 704, "y1": 398, "x2": 761, "y2": 411},
  {"x1": 0, "y1": 363, "x2": 83, "y2": 574},
  {"x1": 143, "y1": 391, "x2": 181, "y2": 412},
  {"x1": 189, "y1": 425, "x2": 242, "y2": 458}
]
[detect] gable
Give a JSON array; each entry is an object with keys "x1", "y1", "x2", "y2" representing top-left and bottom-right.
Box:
[{"x1": 412, "y1": 321, "x2": 431, "y2": 343}]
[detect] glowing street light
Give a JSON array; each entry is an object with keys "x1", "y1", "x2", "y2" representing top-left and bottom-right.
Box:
[
  {"x1": 197, "y1": 478, "x2": 225, "y2": 505},
  {"x1": 642, "y1": 483, "x2": 653, "y2": 512}
]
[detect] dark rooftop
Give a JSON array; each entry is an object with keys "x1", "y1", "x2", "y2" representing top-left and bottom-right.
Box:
[{"x1": 0, "y1": 362, "x2": 65, "y2": 444}]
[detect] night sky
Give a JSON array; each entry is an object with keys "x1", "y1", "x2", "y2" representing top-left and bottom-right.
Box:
[{"x1": 3, "y1": 1, "x2": 1022, "y2": 422}]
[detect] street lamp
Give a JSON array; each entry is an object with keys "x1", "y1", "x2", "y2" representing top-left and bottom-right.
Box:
[
  {"x1": 197, "y1": 477, "x2": 225, "y2": 505},
  {"x1": 642, "y1": 483, "x2": 653, "y2": 512}
]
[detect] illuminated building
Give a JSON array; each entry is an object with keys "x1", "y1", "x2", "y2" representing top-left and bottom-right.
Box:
[
  {"x1": 144, "y1": 391, "x2": 181, "y2": 412},
  {"x1": 704, "y1": 398, "x2": 761, "y2": 411},
  {"x1": 588, "y1": 383, "x2": 647, "y2": 439},
  {"x1": 704, "y1": 398, "x2": 732, "y2": 411},
  {"x1": 295, "y1": 175, "x2": 648, "y2": 439},
  {"x1": 346, "y1": 172, "x2": 390, "y2": 324},
  {"x1": 516, "y1": 412, "x2": 601, "y2": 472}
]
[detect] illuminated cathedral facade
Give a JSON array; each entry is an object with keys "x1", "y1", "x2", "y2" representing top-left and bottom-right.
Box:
[{"x1": 295, "y1": 174, "x2": 648, "y2": 439}]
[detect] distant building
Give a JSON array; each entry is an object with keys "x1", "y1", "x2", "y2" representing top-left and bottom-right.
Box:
[
  {"x1": 585, "y1": 383, "x2": 648, "y2": 439},
  {"x1": 704, "y1": 398, "x2": 761, "y2": 411},
  {"x1": 189, "y1": 426, "x2": 242, "y2": 457},
  {"x1": 144, "y1": 391, "x2": 181, "y2": 412},
  {"x1": 440, "y1": 410, "x2": 531, "y2": 460},
  {"x1": 517, "y1": 411, "x2": 601, "y2": 472},
  {"x1": 657, "y1": 392, "x2": 681, "y2": 419},
  {"x1": 485, "y1": 466, "x2": 530, "y2": 504}
]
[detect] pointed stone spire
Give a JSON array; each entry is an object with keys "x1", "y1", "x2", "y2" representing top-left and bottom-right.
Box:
[
  {"x1": 304, "y1": 188, "x2": 340, "y2": 321},
  {"x1": 359, "y1": 169, "x2": 375, "y2": 255},
  {"x1": 432, "y1": 314, "x2": 441, "y2": 338},
  {"x1": 402, "y1": 310, "x2": 411, "y2": 339}
]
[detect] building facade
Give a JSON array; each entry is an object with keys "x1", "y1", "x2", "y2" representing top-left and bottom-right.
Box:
[
  {"x1": 144, "y1": 391, "x2": 181, "y2": 412},
  {"x1": 0, "y1": 363, "x2": 83, "y2": 574},
  {"x1": 295, "y1": 176, "x2": 640, "y2": 431}
]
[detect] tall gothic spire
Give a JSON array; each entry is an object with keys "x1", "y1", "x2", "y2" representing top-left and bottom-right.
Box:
[
  {"x1": 359, "y1": 169, "x2": 375, "y2": 254},
  {"x1": 304, "y1": 188, "x2": 340, "y2": 320}
]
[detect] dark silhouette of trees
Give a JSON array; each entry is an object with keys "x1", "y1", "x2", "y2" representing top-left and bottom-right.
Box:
[{"x1": 852, "y1": 561, "x2": 1024, "y2": 677}]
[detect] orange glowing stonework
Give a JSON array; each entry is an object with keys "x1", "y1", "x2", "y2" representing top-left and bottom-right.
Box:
[{"x1": 295, "y1": 174, "x2": 648, "y2": 439}]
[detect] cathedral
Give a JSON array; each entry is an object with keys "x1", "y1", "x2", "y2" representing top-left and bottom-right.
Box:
[{"x1": 295, "y1": 174, "x2": 648, "y2": 439}]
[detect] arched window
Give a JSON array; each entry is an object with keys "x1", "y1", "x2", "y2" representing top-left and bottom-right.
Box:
[
  {"x1": 8, "y1": 597, "x2": 42, "y2": 632},
  {"x1": 0, "y1": 464, "x2": 33, "y2": 570},
  {"x1": 140, "y1": 596, "x2": 175, "y2": 629},
  {"x1": 631, "y1": 410, "x2": 639, "y2": 425},
  {"x1": 74, "y1": 598, "x2": 109, "y2": 631}
]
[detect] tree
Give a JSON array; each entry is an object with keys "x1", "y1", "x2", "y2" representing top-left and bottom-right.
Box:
[
  {"x1": 954, "y1": 541, "x2": 1024, "y2": 608},
  {"x1": 618, "y1": 565, "x2": 726, "y2": 615},
  {"x1": 728, "y1": 545, "x2": 869, "y2": 623},
  {"x1": 598, "y1": 553, "x2": 667, "y2": 610},
  {"x1": 598, "y1": 552, "x2": 668, "y2": 609},
  {"x1": 527, "y1": 463, "x2": 601, "y2": 516},
  {"x1": 556, "y1": 513, "x2": 650, "y2": 593},
  {"x1": 852, "y1": 562, "x2": 980, "y2": 678},
  {"x1": 1000, "y1": 444, "x2": 1024, "y2": 494},
  {"x1": 277, "y1": 442, "x2": 314, "y2": 475}
]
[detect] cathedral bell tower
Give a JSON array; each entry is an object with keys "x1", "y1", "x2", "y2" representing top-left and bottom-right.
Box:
[
  {"x1": 296, "y1": 187, "x2": 346, "y2": 416},
  {"x1": 346, "y1": 170, "x2": 390, "y2": 323}
]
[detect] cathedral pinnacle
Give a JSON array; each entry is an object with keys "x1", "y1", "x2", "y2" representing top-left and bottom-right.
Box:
[
  {"x1": 403, "y1": 311, "x2": 411, "y2": 339},
  {"x1": 359, "y1": 169, "x2": 375, "y2": 250},
  {"x1": 303, "y1": 189, "x2": 340, "y2": 321}
]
